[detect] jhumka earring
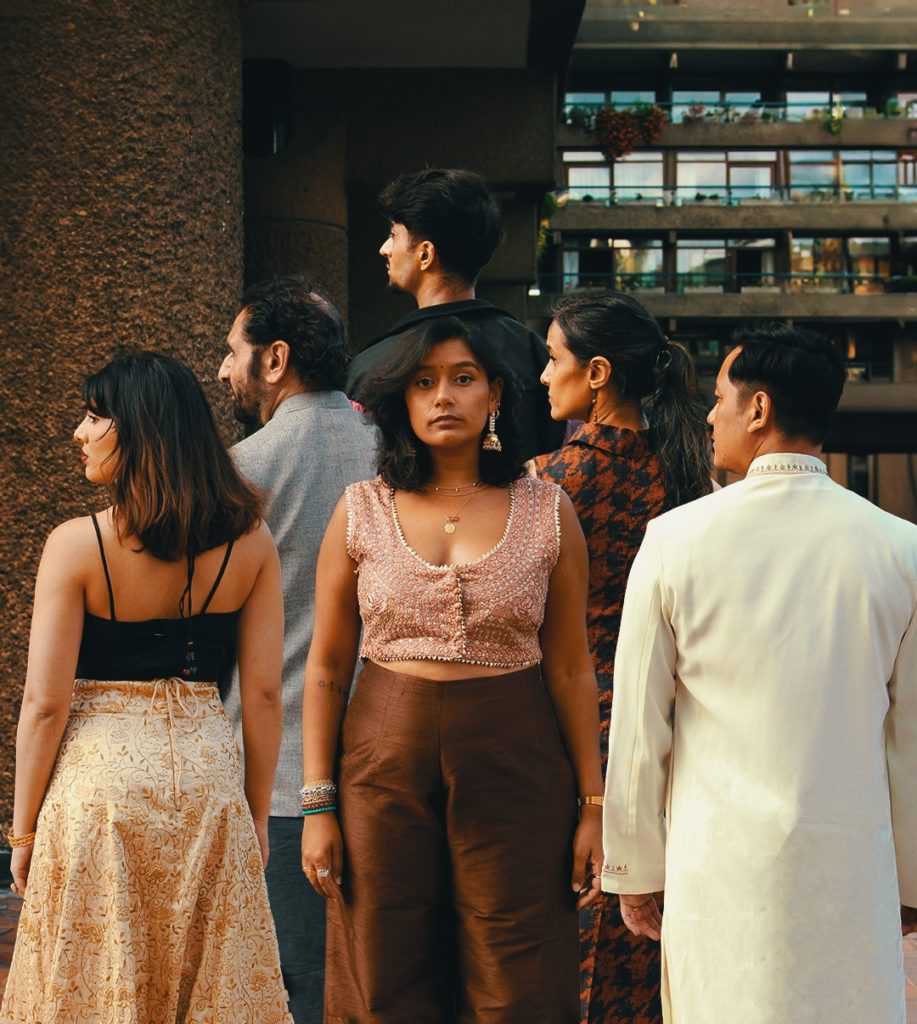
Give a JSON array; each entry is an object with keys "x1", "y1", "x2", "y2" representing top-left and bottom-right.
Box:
[{"x1": 482, "y1": 409, "x2": 502, "y2": 452}]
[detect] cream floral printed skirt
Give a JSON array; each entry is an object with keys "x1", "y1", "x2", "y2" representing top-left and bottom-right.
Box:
[{"x1": 1, "y1": 678, "x2": 292, "y2": 1024}]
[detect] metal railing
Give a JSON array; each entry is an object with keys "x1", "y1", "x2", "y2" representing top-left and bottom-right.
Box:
[
  {"x1": 563, "y1": 99, "x2": 916, "y2": 127},
  {"x1": 562, "y1": 183, "x2": 916, "y2": 206},
  {"x1": 537, "y1": 271, "x2": 894, "y2": 295}
]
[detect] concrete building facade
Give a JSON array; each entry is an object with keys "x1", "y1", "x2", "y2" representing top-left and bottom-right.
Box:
[{"x1": 535, "y1": 0, "x2": 917, "y2": 515}]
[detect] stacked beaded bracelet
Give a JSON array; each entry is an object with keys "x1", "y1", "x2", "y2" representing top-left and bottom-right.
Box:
[
  {"x1": 6, "y1": 827, "x2": 36, "y2": 848},
  {"x1": 300, "y1": 779, "x2": 337, "y2": 816}
]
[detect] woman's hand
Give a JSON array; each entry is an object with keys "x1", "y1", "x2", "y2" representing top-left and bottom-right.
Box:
[
  {"x1": 253, "y1": 817, "x2": 270, "y2": 868},
  {"x1": 571, "y1": 806, "x2": 603, "y2": 909},
  {"x1": 301, "y1": 812, "x2": 344, "y2": 901},
  {"x1": 11, "y1": 844, "x2": 33, "y2": 898}
]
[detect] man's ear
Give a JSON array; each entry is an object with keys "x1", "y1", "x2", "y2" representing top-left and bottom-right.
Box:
[
  {"x1": 747, "y1": 389, "x2": 772, "y2": 435},
  {"x1": 418, "y1": 240, "x2": 435, "y2": 271},
  {"x1": 263, "y1": 340, "x2": 291, "y2": 383}
]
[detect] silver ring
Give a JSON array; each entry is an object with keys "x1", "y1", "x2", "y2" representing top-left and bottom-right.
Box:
[{"x1": 316, "y1": 868, "x2": 330, "y2": 878}]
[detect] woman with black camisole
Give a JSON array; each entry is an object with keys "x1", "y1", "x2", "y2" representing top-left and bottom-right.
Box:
[{"x1": 2, "y1": 352, "x2": 293, "y2": 1023}]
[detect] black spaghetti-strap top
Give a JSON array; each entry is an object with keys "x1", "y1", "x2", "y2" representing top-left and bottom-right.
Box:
[{"x1": 75, "y1": 514, "x2": 241, "y2": 683}]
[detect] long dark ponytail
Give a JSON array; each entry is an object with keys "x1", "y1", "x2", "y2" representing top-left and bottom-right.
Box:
[{"x1": 553, "y1": 290, "x2": 712, "y2": 508}]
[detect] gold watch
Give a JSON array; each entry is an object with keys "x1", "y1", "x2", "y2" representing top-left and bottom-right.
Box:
[{"x1": 578, "y1": 795, "x2": 604, "y2": 807}]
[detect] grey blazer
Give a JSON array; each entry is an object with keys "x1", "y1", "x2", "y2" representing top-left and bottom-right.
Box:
[{"x1": 223, "y1": 391, "x2": 377, "y2": 816}]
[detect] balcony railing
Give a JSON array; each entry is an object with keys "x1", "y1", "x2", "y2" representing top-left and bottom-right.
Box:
[
  {"x1": 537, "y1": 271, "x2": 896, "y2": 295},
  {"x1": 561, "y1": 184, "x2": 917, "y2": 206},
  {"x1": 563, "y1": 99, "x2": 916, "y2": 128}
]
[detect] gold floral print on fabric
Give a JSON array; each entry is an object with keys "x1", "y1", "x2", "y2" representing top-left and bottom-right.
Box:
[{"x1": 1, "y1": 678, "x2": 292, "y2": 1024}]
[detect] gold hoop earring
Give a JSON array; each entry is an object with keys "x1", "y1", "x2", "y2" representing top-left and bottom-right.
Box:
[{"x1": 482, "y1": 409, "x2": 502, "y2": 452}]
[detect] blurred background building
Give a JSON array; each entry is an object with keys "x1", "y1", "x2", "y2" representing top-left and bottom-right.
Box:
[{"x1": 535, "y1": 0, "x2": 917, "y2": 512}]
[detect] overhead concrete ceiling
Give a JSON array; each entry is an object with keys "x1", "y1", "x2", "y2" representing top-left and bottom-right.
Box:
[{"x1": 243, "y1": 0, "x2": 535, "y2": 68}]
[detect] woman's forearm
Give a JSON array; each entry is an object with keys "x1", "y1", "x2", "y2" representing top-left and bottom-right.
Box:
[
  {"x1": 544, "y1": 670, "x2": 604, "y2": 795},
  {"x1": 12, "y1": 700, "x2": 72, "y2": 835},
  {"x1": 301, "y1": 656, "x2": 355, "y2": 782},
  {"x1": 241, "y1": 688, "x2": 283, "y2": 821}
]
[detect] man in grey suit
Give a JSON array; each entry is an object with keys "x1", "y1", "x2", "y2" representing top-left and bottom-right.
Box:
[{"x1": 218, "y1": 276, "x2": 376, "y2": 1024}]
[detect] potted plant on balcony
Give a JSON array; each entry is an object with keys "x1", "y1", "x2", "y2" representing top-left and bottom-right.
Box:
[{"x1": 681, "y1": 103, "x2": 706, "y2": 125}]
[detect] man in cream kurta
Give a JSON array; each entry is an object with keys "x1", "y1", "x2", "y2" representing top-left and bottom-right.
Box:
[{"x1": 603, "y1": 323, "x2": 917, "y2": 1024}]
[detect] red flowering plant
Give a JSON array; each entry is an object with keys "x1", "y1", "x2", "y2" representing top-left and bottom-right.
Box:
[{"x1": 593, "y1": 105, "x2": 666, "y2": 162}]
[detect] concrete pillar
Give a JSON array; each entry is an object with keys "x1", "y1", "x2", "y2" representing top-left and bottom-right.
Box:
[
  {"x1": 244, "y1": 104, "x2": 349, "y2": 319},
  {"x1": 0, "y1": 0, "x2": 244, "y2": 815}
]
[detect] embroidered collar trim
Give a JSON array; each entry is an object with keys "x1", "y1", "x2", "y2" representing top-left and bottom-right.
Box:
[{"x1": 747, "y1": 454, "x2": 827, "y2": 477}]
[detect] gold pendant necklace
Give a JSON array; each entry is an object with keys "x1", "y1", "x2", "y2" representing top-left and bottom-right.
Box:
[{"x1": 425, "y1": 483, "x2": 484, "y2": 533}]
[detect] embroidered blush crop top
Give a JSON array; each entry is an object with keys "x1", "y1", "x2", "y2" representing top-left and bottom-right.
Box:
[{"x1": 345, "y1": 476, "x2": 562, "y2": 668}]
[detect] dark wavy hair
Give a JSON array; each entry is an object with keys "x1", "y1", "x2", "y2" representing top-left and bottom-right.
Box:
[
  {"x1": 553, "y1": 290, "x2": 712, "y2": 508},
  {"x1": 728, "y1": 322, "x2": 845, "y2": 444},
  {"x1": 240, "y1": 275, "x2": 348, "y2": 391},
  {"x1": 83, "y1": 351, "x2": 262, "y2": 560},
  {"x1": 378, "y1": 169, "x2": 504, "y2": 284},
  {"x1": 360, "y1": 317, "x2": 526, "y2": 491}
]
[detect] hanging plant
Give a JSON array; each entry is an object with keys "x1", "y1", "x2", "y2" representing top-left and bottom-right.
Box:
[
  {"x1": 594, "y1": 108, "x2": 641, "y2": 161},
  {"x1": 593, "y1": 105, "x2": 666, "y2": 161},
  {"x1": 636, "y1": 104, "x2": 666, "y2": 145}
]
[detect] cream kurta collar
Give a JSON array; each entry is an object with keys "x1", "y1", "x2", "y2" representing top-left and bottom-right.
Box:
[{"x1": 747, "y1": 452, "x2": 827, "y2": 477}]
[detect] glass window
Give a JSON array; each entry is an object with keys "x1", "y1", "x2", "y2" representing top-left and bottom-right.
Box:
[
  {"x1": 613, "y1": 239, "x2": 664, "y2": 292},
  {"x1": 562, "y1": 151, "x2": 606, "y2": 163},
  {"x1": 611, "y1": 90, "x2": 656, "y2": 106},
  {"x1": 565, "y1": 92, "x2": 605, "y2": 106},
  {"x1": 677, "y1": 241, "x2": 726, "y2": 292},
  {"x1": 789, "y1": 151, "x2": 838, "y2": 198},
  {"x1": 848, "y1": 238, "x2": 890, "y2": 292},
  {"x1": 727, "y1": 151, "x2": 777, "y2": 162},
  {"x1": 841, "y1": 150, "x2": 898, "y2": 199},
  {"x1": 791, "y1": 238, "x2": 844, "y2": 291},
  {"x1": 613, "y1": 153, "x2": 664, "y2": 201},
  {"x1": 730, "y1": 238, "x2": 777, "y2": 290},
  {"x1": 898, "y1": 93, "x2": 917, "y2": 117},
  {"x1": 786, "y1": 91, "x2": 831, "y2": 121},
  {"x1": 672, "y1": 90, "x2": 721, "y2": 124},
  {"x1": 567, "y1": 166, "x2": 610, "y2": 203},
  {"x1": 676, "y1": 152, "x2": 726, "y2": 202}
]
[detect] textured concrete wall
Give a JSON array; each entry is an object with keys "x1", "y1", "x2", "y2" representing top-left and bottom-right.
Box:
[{"x1": 0, "y1": 0, "x2": 244, "y2": 823}]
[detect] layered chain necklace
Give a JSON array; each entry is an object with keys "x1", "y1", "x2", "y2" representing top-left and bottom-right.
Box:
[{"x1": 424, "y1": 480, "x2": 485, "y2": 534}]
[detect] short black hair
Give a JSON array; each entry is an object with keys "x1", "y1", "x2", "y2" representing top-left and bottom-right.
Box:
[
  {"x1": 240, "y1": 275, "x2": 348, "y2": 391},
  {"x1": 360, "y1": 316, "x2": 526, "y2": 491},
  {"x1": 378, "y1": 169, "x2": 504, "y2": 285},
  {"x1": 728, "y1": 322, "x2": 846, "y2": 444}
]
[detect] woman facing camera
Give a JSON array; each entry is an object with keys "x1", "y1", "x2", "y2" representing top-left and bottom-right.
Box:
[
  {"x1": 2, "y1": 352, "x2": 292, "y2": 1023},
  {"x1": 534, "y1": 291, "x2": 712, "y2": 1024},
  {"x1": 300, "y1": 316, "x2": 604, "y2": 1023}
]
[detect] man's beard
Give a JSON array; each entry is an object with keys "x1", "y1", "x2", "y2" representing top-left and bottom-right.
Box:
[{"x1": 231, "y1": 398, "x2": 261, "y2": 431}]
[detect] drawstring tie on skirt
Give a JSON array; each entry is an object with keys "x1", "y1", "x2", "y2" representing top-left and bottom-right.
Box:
[{"x1": 147, "y1": 677, "x2": 202, "y2": 809}]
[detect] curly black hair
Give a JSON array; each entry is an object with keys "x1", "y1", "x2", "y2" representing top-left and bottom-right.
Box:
[{"x1": 360, "y1": 316, "x2": 527, "y2": 491}]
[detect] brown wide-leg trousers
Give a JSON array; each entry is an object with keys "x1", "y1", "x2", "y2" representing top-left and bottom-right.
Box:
[{"x1": 324, "y1": 662, "x2": 579, "y2": 1024}]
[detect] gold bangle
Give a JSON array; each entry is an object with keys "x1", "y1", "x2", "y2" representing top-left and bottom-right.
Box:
[
  {"x1": 6, "y1": 827, "x2": 36, "y2": 848},
  {"x1": 578, "y1": 795, "x2": 604, "y2": 807}
]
